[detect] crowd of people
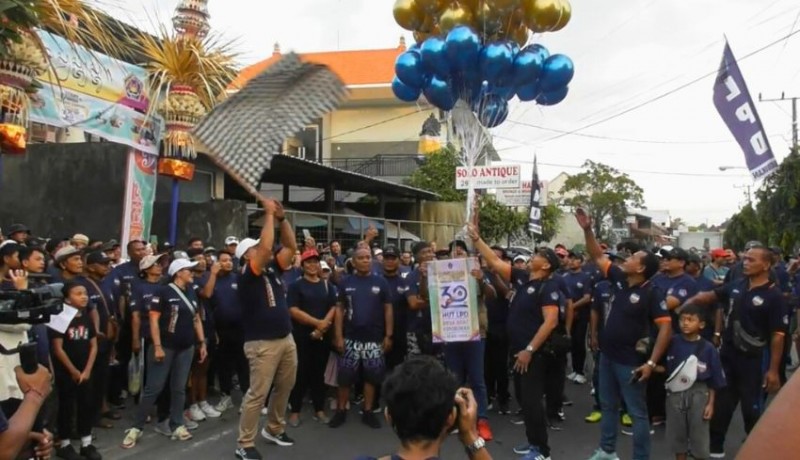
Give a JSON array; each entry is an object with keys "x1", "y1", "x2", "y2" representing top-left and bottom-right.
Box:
[{"x1": 0, "y1": 200, "x2": 794, "y2": 460}]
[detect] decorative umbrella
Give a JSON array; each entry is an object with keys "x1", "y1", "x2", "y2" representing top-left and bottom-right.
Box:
[
  {"x1": 193, "y1": 53, "x2": 348, "y2": 195},
  {"x1": 135, "y1": 0, "x2": 238, "y2": 244}
]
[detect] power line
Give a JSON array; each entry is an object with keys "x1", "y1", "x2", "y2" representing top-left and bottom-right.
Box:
[
  {"x1": 500, "y1": 157, "x2": 751, "y2": 178},
  {"x1": 513, "y1": 26, "x2": 800, "y2": 146}
]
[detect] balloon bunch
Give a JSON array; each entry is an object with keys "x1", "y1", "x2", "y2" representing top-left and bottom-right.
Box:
[{"x1": 392, "y1": 0, "x2": 574, "y2": 128}]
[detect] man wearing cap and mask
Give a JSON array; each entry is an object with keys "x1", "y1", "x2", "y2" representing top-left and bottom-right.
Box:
[
  {"x1": 467, "y1": 223, "x2": 561, "y2": 460},
  {"x1": 235, "y1": 198, "x2": 298, "y2": 460},
  {"x1": 81, "y1": 251, "x2": 119, "y2": 427},
  {"x1": 647, "y1": 247, "x2": 698, "y2": 427},
  {"x1": 685, "y1": 243, "x2": 787, "y2": 458},
  {"x1": 379, "y1": 245, "x2": 409, "y2": 371},
  {"x1": 575, "y1": 209, "x2": 672, "y2": 460},
  {"x1": 403, "y1": 241, "x2": 436, "y2": 358}
]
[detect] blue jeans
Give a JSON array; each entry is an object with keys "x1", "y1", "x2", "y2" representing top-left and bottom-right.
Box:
[
  {"x1": 444, "y1": 339, "x2": 489, "y2": 419},
  {"x1": 598, "y1": 353, "x2": 650, "y2": 460},
  {"x1": 133, "y1": 345, "x2": 195, "y2": 431}
]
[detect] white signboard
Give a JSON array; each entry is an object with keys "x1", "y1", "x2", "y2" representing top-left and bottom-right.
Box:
[
  {"x1": 428, "y1": 258, "x2": 481, "y2": 343},
  {"x1": 455, "y1": 164, "x2": 521, "y2": 190},
  {"x1": 496, "y1": 180, "x2": 532, "y2": 207}
]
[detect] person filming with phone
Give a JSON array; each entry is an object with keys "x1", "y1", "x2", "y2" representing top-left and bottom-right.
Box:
[{"x1": 575, "y1": 209, "x2": 672, "y2": 460}]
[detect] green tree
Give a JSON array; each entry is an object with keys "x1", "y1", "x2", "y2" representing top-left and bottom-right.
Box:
[
  {"x1": 755, "y1": 147, "x2": 800, "y2": 253},
  {"x1": 561, "y1": 160, "x2": 645, "y2": 240},
  {"x1": 477, "y1": 196, "x2": 562, "y2": 245},
  {"x1": 405, "y1": 146, "x2": 466, "y2": 202},
  {"x1": 723, "y1": 203, "x2": 767, "y2": 251}
]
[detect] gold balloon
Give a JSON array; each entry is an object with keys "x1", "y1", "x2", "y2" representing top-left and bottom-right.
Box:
[
  {"x1": 551, "y1": 0, "x2": 571, "y2": 31},
  {"x1": 490, "y1": 0, "x2": 521, "y2": 14},
  {"x1": 474, "y1": 3, "x2": 504, "y2": 36},
  {"x1": 418, "y1": 15, "x2": 437, "y2": 33},
  {"x1": 439, "y1": 4, "x2": 475, "y2": 34},
  {"x1": 416, "y1": 0, "x2": 451, "y2": 14},
  {"x1": 459, "y1": 0, "x2": 480, "y2": 11},
  {"x1": 510, "y1": 23, "x2": 529, "y2": 46},
  {"x1": 521, "y1": 0, "x2": 563, "y2": 33},
  {"x1": 413, "y1": 25, "x2": 441, "y2": 43},
  {"x1": 393, "y1": 0, "x2": 425, "y2": 31}
]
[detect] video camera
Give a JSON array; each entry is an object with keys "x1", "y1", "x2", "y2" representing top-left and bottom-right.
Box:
[{"x1": 0, "y1": 282, "x2": 63, "y2": 374}]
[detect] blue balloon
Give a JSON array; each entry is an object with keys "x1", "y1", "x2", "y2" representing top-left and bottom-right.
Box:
[
  {"x1": 540, "y1": 54, "x2": 575, "y2": 92},
  {"x1": 423, "y1": 76, "x2": 456, "y2": 111},
  {"x1": 489, "y1": 84, "x2": 516, "y2": 101},
  {"x1": 516, "y1": 82, "x2": 541, "y2": 102},
  {"x1": 536, "y1": 86, "x2": 569, "y2": 106},
  {"x1": 479, "y1": 41, "x2": 514, "y2": 85},
  {"x1": 445, "y1": 26, "x2": 481, "y2": 72},
  {"x1": 395, "y1": 50, "x2": 427, "y2": 89},
  {"x1": 392, "y1": 76, "x2": 421, "y2": 102},
  {"x1": 478, "y1": 94, "x2": 509, "y2": 128},
  {"x1": 420, "y1": 37, "x2": 450, "y2": 79},
  {"x1": 512, "y1": 44, "x2": 548, "y2": 87}
]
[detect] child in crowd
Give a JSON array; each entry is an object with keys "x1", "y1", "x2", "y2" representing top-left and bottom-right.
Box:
[
  {"x1": 660, "y1": 304, "x2": 726, "y2": 460},
  {"x1": 50, "y1": 282, "x2": 101, "y2": 460}
]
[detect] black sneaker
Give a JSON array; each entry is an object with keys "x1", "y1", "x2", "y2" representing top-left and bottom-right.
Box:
[
  {"x1": 80, "y1": 444, "x2": 102, "y2": 460},
  {"x1": 548, "y1": 418, "x2": 564, "y2": 431},
  {"x1": 329, "y1": 410, "x2": 347, "y2": 428},
  {"x1": 362, "y1": 411, "x2": 382, "y2": 429},
  {"x1": 234, "y1": 446, "x2": 263, "y2": 460},
  {"x1": 497, "y1": 400, "x2": 510, "y2": 415},
  {"x1": 562, "y1": 398, "x2": 574, "y2": 407},
  {"x1": 261, "y1": 428, "x2": 294, "y2": 446},
  {"x1": 56, "y1": 445, "x2": 83, "y2": 460}
]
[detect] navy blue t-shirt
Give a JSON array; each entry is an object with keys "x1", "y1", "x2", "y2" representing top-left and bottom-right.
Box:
[
  {"x1": 238, "y1": 259, "x2": 292, "y2": 342},
  {"x1": 287, "y1": 277, "x2": 338, "y2": 335},
  {"x1": 79, "y1": 276, "x2": 116, "y2": 352},
  {"x1": 665, "y1": 334, "x2": 726, "y2": 389},
  {"x1": 591, "y1": 279, "x2": 612, "y2": 334},
  {"x1": 150, "y1": 284, "x2": 199, "y2": 350},
  {"x1": 600, "y1": 263, "x2": 671, "y2": 366},
  {"x1": 583, "y1": 261, "x2": 602, "y2": 288},
  {"x1": 653, "y1": 273, "x2": 698, "y2": 333},
  {"x1": 339, "y1": 274, "x2": 391, "y2": 342},
  {"x1": 209, "y1": 273, "x2": 241, "y2": 326},
  {"x1": 506, "y1": 268, "x2": 562, "y2": 352},
  {"x1": 384, "y1": 273, "x2": 410, "y2": 340},
  {"x1": 130, "y1": 281, "x2": 163, "y2": 341},
  {"x1": 714, "y1": 279, "x2": 787, "y2": 357},
  {"x1": 486, "y1": 271, "x2": 510, "y2": 336},
  {"x1": 109, "y1": 261, "x2": 140, "y2": 317},
  {"x1": 404, "y1": 269, "x2": 431, "y2": 336},
  {"x1": 564, "y1": 270, "x2": 592, "y2": 320},
  {"x1": 693, "y1": 274, "x2": 720, "y2": 340},
  {"x1": 282, "y1": 266, "x2": 303, "y2": 290}
]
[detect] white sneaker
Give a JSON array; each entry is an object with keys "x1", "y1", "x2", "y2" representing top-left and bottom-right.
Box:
[
  {"x1": 189, "y1": 404, "x2": 206, "y2": 422},
  {"x1": 709, "y1": 453, "x2": 726, "y2": 459},
  {"x1": 567, "y1": 372, "x2": 577, "y2": 382},
  {"x1": 574, "y1": 374, "x2": 588, "y2": 384},
  {"x1": 261, "y1": 406, "x2": 268, "y2": 416},
  {"x1": 215, "y1": 395, "x2": 233, "y2": 413},
  {"x1": 199, "y1": 401, "x2": 222, "y2": 418}
]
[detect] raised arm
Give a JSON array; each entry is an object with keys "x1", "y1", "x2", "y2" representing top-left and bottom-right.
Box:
[
  {"x1": 466, "y1": 224, "x2": 511, "y2": 283},
  {"x1": 274, "y1": 202, "x2": 297, "y2": 270},
  {"x1": 575, "y1": 209, "x2": 604, "y2": 265},
  {"x1": 251, "y1": 198, "x2": 277, "y2": 271}
]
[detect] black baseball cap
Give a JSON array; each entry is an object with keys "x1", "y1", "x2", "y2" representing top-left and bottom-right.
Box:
[
  {"x1": 663, "y1": 247, "x2": 690, "y2": 261},
  {"x1": 383, "y1": 245, "x2": 400, "y2": 258},
  {"x1": 86, "y1": 251, "x2": 112, "y2": 265},
  {"x1": 5, "y1": 224, "x2": 29, "y2": 237},
  {"x1": 538, "y1": 247, "x2": 561, "y2": 272}
]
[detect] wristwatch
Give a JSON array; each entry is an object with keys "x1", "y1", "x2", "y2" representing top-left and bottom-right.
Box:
[
  {"x1": 525, "y1": 345, "x2": 534, "y2": 353},
  {"x1": 465, "y1": 436, "x2": 486, "y2": 455},
  {"x1": 646, "y1": 360, "x2": 656, "y2": 369}
]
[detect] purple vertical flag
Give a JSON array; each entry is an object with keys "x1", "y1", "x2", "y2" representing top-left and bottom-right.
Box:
[
  {"x1": 528, "y1": 155, "x2": 542, "y2": 236},
  {"x1": 713, "y1": 42, "x2": 777, "y2": 180}
]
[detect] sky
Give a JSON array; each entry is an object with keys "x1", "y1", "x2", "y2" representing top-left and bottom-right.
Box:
[{"x1": 103, "y1": 0, "x2": 800, "y2": 226}]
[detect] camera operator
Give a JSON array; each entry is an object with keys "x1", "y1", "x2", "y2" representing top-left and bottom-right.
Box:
[{"x1": 0, "y1": 365, "x2": 54, "y2": 459}]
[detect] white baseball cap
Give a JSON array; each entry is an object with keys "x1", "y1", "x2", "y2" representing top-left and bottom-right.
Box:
[
  {"x1": 225, "y1": 236, "x2": 240, "y2": 246},
  {"x1": 235, "y1": 238, "x2": 259, "y2": 260},
  {"x1": 168, "y1": 259, "x2": 198, "y2": 277},
  {"x1": 139, "y1": 253, "x2": 166, "y2": 272}
]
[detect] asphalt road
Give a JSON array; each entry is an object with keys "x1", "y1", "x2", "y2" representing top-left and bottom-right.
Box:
[{"x1": 91, "y1": 378, "x2": 747, "y2": 460}]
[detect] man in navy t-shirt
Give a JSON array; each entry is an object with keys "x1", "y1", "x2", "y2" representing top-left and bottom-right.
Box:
[
  {"x1": 686, "y1": 244, "x2": 787, "y2": 458},
  {"x1": 563, "y1": 252, "x2": 592, "y2": 383},
  {"x1": 329, "y1": 248, "x2": 393, "y2": 430},
  {"x1": 234, "y1": 199, "x2": 299, "y2": 460},
  {"x1": 575, "y1": 209, "x2": 672, "y2": 460},
  {"x1": 404, "y1": 242, "x2": 436, "y2": 358}
]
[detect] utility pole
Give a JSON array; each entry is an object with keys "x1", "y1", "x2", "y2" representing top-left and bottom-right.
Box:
[
  {"x1": 759, "y1": 92, "x2": 799, "y2": 148},
  {"x1": 734, "y1": 184, "x2": 752, "y2": 207}
]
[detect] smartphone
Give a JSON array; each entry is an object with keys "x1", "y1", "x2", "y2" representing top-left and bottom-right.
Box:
[{"x1": 302, "y1": 229, "x2": 311, "y2": 240}]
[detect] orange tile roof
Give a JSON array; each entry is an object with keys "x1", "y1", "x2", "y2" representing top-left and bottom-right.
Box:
[{"x1": 229, "y1": 41, "x2": 407, "y2": 91}]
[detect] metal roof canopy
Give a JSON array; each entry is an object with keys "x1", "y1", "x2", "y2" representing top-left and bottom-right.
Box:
[{"x1": 259, "y1": 155, "x2": 438, "y2": 200}]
